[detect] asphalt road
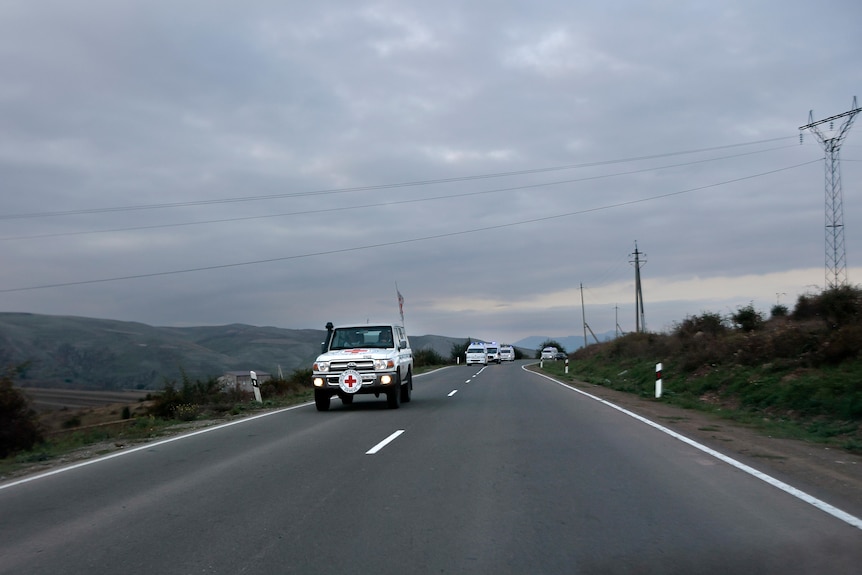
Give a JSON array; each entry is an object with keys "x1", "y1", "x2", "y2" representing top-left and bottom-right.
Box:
[{"x1": 2, "y1": 362, "x2": 860, "y2": 574}]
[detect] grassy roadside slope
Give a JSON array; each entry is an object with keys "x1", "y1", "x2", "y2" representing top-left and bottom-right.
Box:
[{"x1": 540, "y1": 287, "x2": 862, "y2": 453}]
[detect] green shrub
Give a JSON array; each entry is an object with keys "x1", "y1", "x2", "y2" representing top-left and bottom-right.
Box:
[
  {"x1": 450, "y1": 339, "x2": 471, "y2": 362},
  {"x1": 674, "y1": 311, "x2": 727, "y2": 337},
  {"x1": 414, "y1": 347, "x2": 445, "y2": 367},
  {"x1": 731, "y1": 303, "x2": 764, "y2": 332},
  {"x1": 816, "y1": 324, "x2": 862, "y2": 365},
  {"x1": 793, "y1": 285, "x2": 862, "y2": 327},
  {"x1": 261, "y1": 368, "x2": 312, "y2": 396},
  {"x1": 771, "y1": 304, "x2": 789, "y2": 318},
  {"x1": 62, "y1": 415, "x2": 82, "y2": 429},
  {"x1": 172, "y1": 403, "x2": 199, "y2": 421},
  {"x1": 536, "y1": 339, "x2": 567, "y2": 359},
  {"x1": 148, "y1": 371, "x2": 234, "y2": 419},
  {"x1": 0, "y1": 369, "x2": 44, "y2": 458}
]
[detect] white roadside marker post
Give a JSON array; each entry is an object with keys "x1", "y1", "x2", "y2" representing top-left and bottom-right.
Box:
[
  {"x1": 565, "y1": 358, "x2": 569, "y2": 375},
  {"x1": 251, "y1": 370, "x2": 262, "y2": 403},
  {"x1": 655, "y1": 363, "x2": 663, "y2": 399}
]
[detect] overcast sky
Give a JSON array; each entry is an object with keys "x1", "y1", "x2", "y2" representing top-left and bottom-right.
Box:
[{"x1": 1, "y1": 0, "x2": 860, "y2": 345}]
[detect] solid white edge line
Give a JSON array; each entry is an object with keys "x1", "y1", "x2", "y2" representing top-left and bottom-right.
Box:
[
  {"x1": 448, "y1": 390, "x2": 458, "y2": 397},
  {"x1": 2, "y1": 368, "x2": 452, "y2": 490},
  {"x1": 0, "y1": 401, "x2": 314, "y2": 491},
  {"x1": 366, "y1": 429, "x2": 405, "y2": 455},
  {"x1": 523, "y1": 364, "x2": 862, "y2": 531}
]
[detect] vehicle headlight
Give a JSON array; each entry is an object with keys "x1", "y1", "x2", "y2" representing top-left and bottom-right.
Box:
[
  {"x1": 374, "y1": 359, "x2": 395, "y2": 370},
  {"x1": 314, "y1": 361, "x2": 329, "y2": 372}
]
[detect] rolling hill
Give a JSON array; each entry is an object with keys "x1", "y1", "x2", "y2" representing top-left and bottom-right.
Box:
[{"x1": 0, "y1": 313, "x2": 464, "y2": 391}]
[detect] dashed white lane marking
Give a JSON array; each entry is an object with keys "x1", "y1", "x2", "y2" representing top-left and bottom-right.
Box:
[
  {"x1": 448, "y1": 390, "x2": 458, "y2": 397},
  {"x1": 366, "y1": 429, "x2": 405, "y2": 455}
]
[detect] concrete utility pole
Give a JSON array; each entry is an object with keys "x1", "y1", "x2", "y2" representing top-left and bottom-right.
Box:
[
  {"x1": 800, "y1": 97, "x2": 861, "y2": 289},
  {"x1": 580, "y1": 283, "x2": 587, "y2": 348},
  {"x1": 630, "y1": 242, "x2": 647, "y2": 332}
]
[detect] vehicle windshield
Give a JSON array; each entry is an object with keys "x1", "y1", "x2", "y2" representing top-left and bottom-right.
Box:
[{"x1": 331, "y1": 326, "x2": 394, "y2": 349}]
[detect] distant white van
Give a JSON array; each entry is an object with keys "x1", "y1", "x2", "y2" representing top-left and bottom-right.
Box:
[
  {"x1": 540, "y1": 346, "x2": 558, "y2": 360},
  {"x1": 465, "y1": 342, "x2": 488, "y2": 366},
  {"x1": 499, "y1": 345, "x2": 515, "y2": 361},
  {"x1": 485, "y1": 342, "x2": 500, "y2": 364}
]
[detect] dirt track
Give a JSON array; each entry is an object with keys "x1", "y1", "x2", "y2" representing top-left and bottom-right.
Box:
[{"x1": 20, "y1": 388, "x2": 151, "y2": 412}]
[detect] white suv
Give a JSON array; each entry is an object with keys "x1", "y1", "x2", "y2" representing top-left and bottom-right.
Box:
[
  {"x1": 312, "y1": 323, "x2": 413, "y2": 410},
  {"x1": 540, "y1": 346, "x2": 558, "y2": 360}
]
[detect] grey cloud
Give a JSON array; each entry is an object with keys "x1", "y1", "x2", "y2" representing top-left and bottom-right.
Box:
[{"x1": 0, "y1": 0, "x2": 859, "y2": 346}]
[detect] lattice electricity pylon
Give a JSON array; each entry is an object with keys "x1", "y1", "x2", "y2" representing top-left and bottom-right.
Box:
[{"x1": 800, "y1": 97, "x2": 861, "y2": 289}]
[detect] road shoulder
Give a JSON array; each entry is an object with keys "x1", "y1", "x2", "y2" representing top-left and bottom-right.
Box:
[{"x1": 555, "y1": 376, "x2": 862, "y2": 521}]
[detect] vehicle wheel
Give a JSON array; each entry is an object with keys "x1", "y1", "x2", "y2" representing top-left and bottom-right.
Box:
[
  {"x1": 315, "y1": 390, "x2": 331, "y2": 411},
  {"x1": 387, "y1": 373, "x2": 402, "y2": 409},
  {"x1": 400, "y1": 370, "x2": 412, "y2": 403},
  {"x1": 339, "y1": 393, "x2": 354, "y2": 405}
]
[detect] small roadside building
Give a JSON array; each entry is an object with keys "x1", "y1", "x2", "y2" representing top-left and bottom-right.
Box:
[{"x1": 220, "y1": 370, "x2": 272, "y2": 393}]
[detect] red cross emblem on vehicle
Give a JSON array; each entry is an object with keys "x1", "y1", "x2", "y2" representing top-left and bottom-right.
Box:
[
  {"x1": 339, "y1": 369, "x2": 362, "y2": 393},
  {"x1": 345, "y1": 349, "x2": 369, "y2": 354}
]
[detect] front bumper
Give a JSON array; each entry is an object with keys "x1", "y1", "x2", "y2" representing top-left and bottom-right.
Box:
[{"x1": 312, "y1": 370, "x2": 399, "y2": 395}]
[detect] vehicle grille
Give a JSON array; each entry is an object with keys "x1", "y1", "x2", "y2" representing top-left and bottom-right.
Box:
[{"x1": 329, "y1": 359, "x2": 375, "y2": 372}]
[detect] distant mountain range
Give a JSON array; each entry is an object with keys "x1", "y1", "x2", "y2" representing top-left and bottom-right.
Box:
[
  {"x1": 513, "y1": 333, "x2": 617, "y2": 353},
  {"x1": 0, "y1": 312, "x2": 616, "y2": 391},
  {"x1": 0, "y1": 313, "x2": 464, "y2": 391}
]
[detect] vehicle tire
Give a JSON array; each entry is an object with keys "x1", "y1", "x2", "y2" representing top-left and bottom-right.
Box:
[
  {"x1": 400, "y1": 370, "x2": 412, "y2": 403},
  {"x1": 387, "y1": 372, "x2": 402, "y2": 409},
  {"x1": 315, "y1": 390, "x2": 331, "y2": 411}
]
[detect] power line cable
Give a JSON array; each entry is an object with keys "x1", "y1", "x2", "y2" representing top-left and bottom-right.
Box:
[
  {"x1": 0, "y1": 136, "x2": 799, "y2": 221},
  {"x1": 0, "y1": 143, "x2": 805, "y2": 242},
  {"x1": 0, "y1": 158, "x2": 820, "y2": 293}
]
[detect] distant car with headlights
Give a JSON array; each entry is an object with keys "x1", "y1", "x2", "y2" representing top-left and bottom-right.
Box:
[
  {"x1": 540, "y1": 346, "x2": 558, "y2": 360},
  {"x1": 555, "y1": 351, "x2": 567, "y2": 360},
  {"x1": 312, "y1": 323, "x2": 413, "y2": 411},
  {"x1": 499, "y1": 345, "x2": 515, "y2": 361}
]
